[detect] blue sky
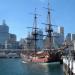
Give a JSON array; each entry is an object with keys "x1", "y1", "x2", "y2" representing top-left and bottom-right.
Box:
[{"x1": 0, "y1": 0, "x2": 75, "y2": 40}]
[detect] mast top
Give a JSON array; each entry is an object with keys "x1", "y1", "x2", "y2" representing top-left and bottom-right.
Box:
[
  {"x1": 47, "y1": 0, "x2": 51, "y2": 25},
  {"x1": 33, "y1": 8, "x2": 37, "y2": 29},
  {"x1": 45, "y1": 0, "x2": 53, "y2": 32}
]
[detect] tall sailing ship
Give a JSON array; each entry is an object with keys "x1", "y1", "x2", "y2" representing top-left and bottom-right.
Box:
[{"x1": 21, "y1": 1, "x2": 66, "y2": 63}]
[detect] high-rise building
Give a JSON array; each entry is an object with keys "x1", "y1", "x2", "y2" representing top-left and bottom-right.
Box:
[
  {"x1": 57, "y1": 26, "x2": 64, "y2": 35},
  {"x1": 66, "y1": 33, "x2": 71, "y2": 41},
  {"x1": 9, "y1": 33, "x2": 16, "y2": 42},
  {"x1": 0, "y1": 20, "x2": 9, "y2": 44},
  {"x1": 65, "y1": 33, "x2": 73, "y2": 46},
  {"x1": 0, "y1": 20, "x2": 19, "y2": 49},
  {"x1": 7, "y1": 33, "x2": 19, "y2": 49},
  {"x1": 72, "y1": 33, "x2": 75, "y2": 41},
  {"x1": 52, "y1": 26, "x2": 64, "y2": 48},
  {"x1": 66, "y1": 33, "x2": 75, "y2": 41},
  {"x1": 53, "y1": 32, "x2": 64, "y2": 48}
]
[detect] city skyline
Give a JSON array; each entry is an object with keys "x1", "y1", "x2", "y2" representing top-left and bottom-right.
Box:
[{"x1": 0, "y1": 0, "x2": 75, "y2": 40}]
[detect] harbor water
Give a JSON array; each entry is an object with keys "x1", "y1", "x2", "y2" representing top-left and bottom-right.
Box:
[{"x1": 0, "y1": 58, "x2": 64, "y2": 75}]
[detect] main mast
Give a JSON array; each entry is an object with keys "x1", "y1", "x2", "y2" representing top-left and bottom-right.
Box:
[{"x1": 45, "y1": 0, "x2": 53, "y2": 50}]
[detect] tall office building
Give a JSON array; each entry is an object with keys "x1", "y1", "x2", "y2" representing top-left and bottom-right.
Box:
[
  {"x1": 0, "y1": 20, "x2": 19, "y2": 49},
  {"x1": 9, "y1": 33, "x2": 16, "y2": 42},
  {"x1": 7, "y1": 33, "x2": 19, "y2": 49},
  {"x1": 66, "y1": 33, "x2": 71, "y2": 41},
  {"x1": 72, "y1": 33, "x2": 75, "y2": 41},
  {"x1": 57, "y1": 26, "x2": 64, "y2": 35},
  {"x1": 66, "y1": 33, "x2": 75, "y2": 41},
  {"x1": 0, "y1": 20, "x2": 9, "y2": 44},
  {"x1": 53, "y1": 32, "x2": 64, "y2": 48},
  {"x1": 51, "y1": 26, "x2": 64, "y2": 48}
]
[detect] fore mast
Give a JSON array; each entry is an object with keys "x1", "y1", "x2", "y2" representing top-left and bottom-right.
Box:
[{"x1": 31, "y1": 8, "x2": 38, "y2": 54}]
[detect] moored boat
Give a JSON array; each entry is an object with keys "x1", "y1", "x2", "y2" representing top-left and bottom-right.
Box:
[
  {"x1": 21, "y1": 49, "x2": 62, "y2": 63},
  {"x1": 21, "y1": 0, "x2": 63, "y2": 64}
]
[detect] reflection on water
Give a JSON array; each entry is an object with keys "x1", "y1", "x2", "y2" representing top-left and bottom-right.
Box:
[
  {"x1": 22, "y1": 62, "x2": 64, "y2": 75},
  {"x1": 0, "y1": 59, "x2": 64, "y2": 75}
]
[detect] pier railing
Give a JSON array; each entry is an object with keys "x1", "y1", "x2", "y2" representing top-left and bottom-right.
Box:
[{"x1": 0, "y1": 49, "x2": 27, "y2": 53}]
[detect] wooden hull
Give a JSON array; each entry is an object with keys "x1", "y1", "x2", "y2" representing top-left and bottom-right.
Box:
[{"x1": 21, "y1": 52, "x2": 62, "y2": 63}]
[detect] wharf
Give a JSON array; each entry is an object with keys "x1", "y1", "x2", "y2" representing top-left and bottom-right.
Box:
[
  {"x1": 63, "y1": 57, "x2": 75, "y2": 75},
  {"x1": 0, "y1": 52, "x2": 20, "y2": 58}
]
